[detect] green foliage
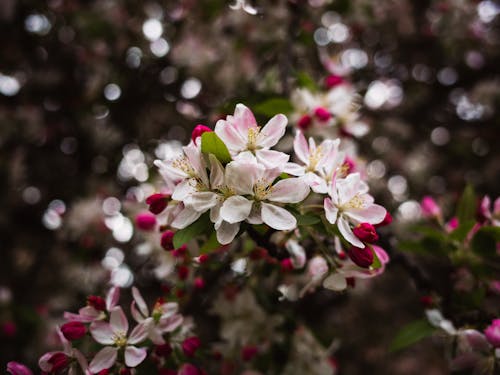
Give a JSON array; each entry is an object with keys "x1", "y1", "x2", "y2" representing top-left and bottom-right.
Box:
[
  {"x1": 370, "y1": 246, "x2": 382, "y2": 269},
  {"x1": 173, "y1": 213, "x2": 211, "y2": 249},
  {"x1": 456, "y1": 185, "x2": 476, "y2": 224},
  {"x1": 296, "y1": 71, "x2": 318, "y2": 91},
  {"x1": 199, "y1": 231, "x2": 222, "y2": 254},
  {"x1": 254, "y1": 98, "x2": 293, "y2": 117},
  {"x1": 294, "y1": 213, "x2": 321, "y2": 226},
  {"x1": 471, "y1": 226, "x2": 500, "y2": 258},
  {"x1": 389, "y1": 319, "x2": 436, "y2": 352},
  {"x1": 201, "y1": 132, "x2": 232, "y2": 164}
]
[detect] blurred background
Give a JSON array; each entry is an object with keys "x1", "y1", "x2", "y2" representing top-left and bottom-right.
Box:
[{"x1": 0, "y1": 0, "x2": 499, "y2": 373}]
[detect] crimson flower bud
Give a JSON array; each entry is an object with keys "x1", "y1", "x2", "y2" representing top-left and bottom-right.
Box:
[
  {"x1": 161, "y1": 230, "x2": 175, "y2": 251},
  {"x1": 347, "y1": 246, "x2": 374, "y2": 268},
  {"x1": 241, "y1": 346, "x2": 258, "y2": 361},
  {"x1": 297, "y1": 114, "x2": 312, "y2": 130},
  {"x1": 325, "y1": 74, "x2": 344, "y2": 88},
  {"x1": 172, "y1": 245, "x2": 188, "y2": 258},
  {"x1": 48, "y1": 353, "x2": 69, "y2": 372},
  {"x1": 182, "y1": 336, "x2": 201, "y2": 357},
  {"x1": 87, "y1": 295, "x2": 106, "y2": 311},
  {"x1": 135, "y1": 213, "x2": 157, "y2": 231},
  {"x1": 191, "y1": 124, "x2": 212, "y2": 145},
  {"x1": 280, "y1": 258, "x2": 294, "y2": 272},
  {"x1": 155, "y1": 343, "x2": 173, "y2": 357},
  {"x1": 197, "y1": 254, "x2": 209, "y2": 264},
  {"x1": 2, "y1": 321, "x2": 17, "y2": 337},
  {"x1": 421, "y1": 196, "x2": 441, "y2": 218},
  {"x1": 146, "y1": 193, "x2": 170, "y2": 215},
  {"x1": 314, "y1": 107, "x2": 331, "y2": 122},
  {"x1": 177, "y1": 265, "x2": 189, "y2": 280},
  {"x1": 375, "y1": 211, "x2": 392, "y2": 227},
  {"x1": 352, "y1": 223, "x2": 379, "y2": 243},
  {"x1": 194, "y1": 277, "x2": 205, "y2": 290},
  {"x1": 61, "y1": 321, "x2": 86, "y2": 341}
]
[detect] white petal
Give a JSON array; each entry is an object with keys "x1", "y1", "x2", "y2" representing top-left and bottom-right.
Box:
[
  {"x1": 324, "y1": 198, "x2": 338, "y2": 224},
  {"x1": 128, "y1": 320, "x2": 150, "y2": 345},
  {"x1": 110, "y1": 307, "x2": 128, "y2": 334},
  {"x1": 337, "y1": 173, "x2": 362, "y2": 205},
  {"x1": 209, "y1": 154, "x2": 225, "y2": 189},
  {"x1": 267, "y1": 178, "x2": 309, "y2": 203},
  {"x1": 106, "y1": 287, "x2": 120, "y2": 311},
  {"x1": 89, "y1": 347, "x2": 118, "y2": 373},
  {"x1": 171, "y1": 179, "x2": 194, "y2": 202},
  {"x1": 225, "y1": 160, "x2": 257, "y2": 195},
  {"x1": 216, "y1": 221, "x2": 241, "y2": 244},
  {"x1": 344, "y1": 204, "x2": 386, "y2": 225},
  {"x1": 131, "y1": 287, "x2": 149, "y2": 318},
  {"x1": 323, "y1": 273, "x2": 347, "y2": 291},
  {"x1": 255, "y1": 149, "x2": 289, "y2": 169},
  {"x1": 171, "y1": 206, "x2": 201, "y2": 229},
  {"x1": 283, "y1": 162, "x2": 305, "y2": 176},
  {"x1": 220, "y1": 196, "x2": 253, "y2": 223},
  {"x1": 246, "y1": 204, "x2": 263, "y2": 224},
  {"x1": 186, "y1": 192, "x2": 218, "y2": 212},
  {"x1": 338, "y1": 216, "x2": 364, "y2": 248},
  {"x1": 89, "y1": 322, "x2": 115, "y2": 345},
  {"x1": 257, "y1": 114, "x2": 287, "y2": 148},
  {"x1": 124, "y1": 346, "x2": 147, "y2": 368},
  {"x1": 158, "y1": 314, "x2": 183, "y2": 333},
  {"x1": 214, "y1": 119, "x2": 246, "y2": 152},
  {"x1": 234, "y1": 103, "x2": 257, "y2": 134},
  {"x1": 293, "y1": 131, "x2": 310, "y2": 165},
  {"x1": 261, "y1": 203, "x2": 296, "y2": 230}
]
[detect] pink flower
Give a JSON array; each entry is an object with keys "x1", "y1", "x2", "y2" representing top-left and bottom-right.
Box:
[
  {"x1": 61, "y1": 321, "x2": 86, "y2": 341},
  {"x1": 478, "y1": 195, "x2": 500, "y2": 226},
  {"x1": 7, "y1": 362, "x2": 32, "y2": 375},
  {"x1": 421, "y1": 196, "x2": 441, "y2": 218},
  {"x1": 352, "y1": 223, "x2": 379, "y2": 243},
  {"x1": 135, "y1": 212, "x2": 157, "y2": 231},
  {"x1": 89, "y1": 307, "x2": 150, "y2": 373},
  {"x1": 64, "y1": 287, "x2": 119, "y2": 323},
  {"x1": 182, "y1": 336, "x2": 201, "y2": 357},
  {"x1": 484, "y1": 319, "x2": 500, "y2": 347},
  {"x1": 191, "y1": 124, "x2": 212, "y2": 145}
]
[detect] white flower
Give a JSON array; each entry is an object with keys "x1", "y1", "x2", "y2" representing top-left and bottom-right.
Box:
[{"x1": 324, "y1": 173, "x2": 386, "y2": 248}]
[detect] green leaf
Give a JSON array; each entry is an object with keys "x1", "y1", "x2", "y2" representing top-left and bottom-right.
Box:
[
  {"x1": 389, "y1": 319, "x2": 436, "y2": 352},
  {"x1": 199, "y1": 231, "x2": 222, "y2": 254},
  {"x1": 201, "y1": 132, "x2": 232, "y2": 164},
  {"x1": 173, "y1": 213, "x2": 211, "y2": 249},
  {"x1": 295, "y1": 214, "x2": 321, "y2": 226},
  {"x1": 254, "y1": 98, "x2": 293, "y2": 117},
  {"x1": 471, "y1": 226, "x2": 499, "y2": 258},
  {"x1": 296, "y1": 71, "x2": 318, "y2": 91},
  {"x1": 456, "y1": 185, "x2": 476, "y2": 224},
  {"x1": 370, "y1": 245, "x2": 382, "y2": 269}
]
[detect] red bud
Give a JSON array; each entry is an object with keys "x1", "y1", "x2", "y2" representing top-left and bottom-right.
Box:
[
  {"x1": 325, "y1": 74, "x2": 345, "y2": 88},
  {"x1": 61, "y1": 321, "x2": 86, "y2": 341},
  {"x1": 191, "y1": 125, "x2": 212, "y2": 144},
  {"x1": 146, "y1": 193, "x2": 170, "y2": 215},
  {"x1": 87, "y1": 295, "x2": 106, "y2": 311},
  {"x1": 314, "y1": 107, "x2": 332, "y2": 122},
  {"x1": 161, "y1": 231, "x2": 175, "y2": 251},
  {"x1": 298, "y1": 114, "x2": 312, "y2": 130},
  {"x1": 347, "y1": 246, "x2": 374, "y2": 268},
  {"x1": 48, "y1": 353, "x2": 69, "y2": 372},
  {"x1": 182, "y1": 336, "x2": 201, "y2": 357},
  {"x1": 352, "y1": 223, "x2": 379, "y2": 243},
  {"x1": 135, "y1": 213, "x2": 157, "y2": 231}
]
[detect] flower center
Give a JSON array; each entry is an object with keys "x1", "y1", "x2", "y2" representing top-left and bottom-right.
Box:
[
  {"x1": 253, "y1": 179, "x2": 273, "y2": 201},
  {"x1": 113, "y1": 331, "x2": 128, "y2": 347},
  {"x1": 246, "y1": 126, "x2": 261, "y2": 151},
  {"x1": 306, "y1": 146, "x2": 323, "y2": 172},
  {"x1": 343, "y1": 194, "x2": 365, "y2": 210},
  {"x1": 172, "y1": 156, "x2": 197, "y2": 178}
]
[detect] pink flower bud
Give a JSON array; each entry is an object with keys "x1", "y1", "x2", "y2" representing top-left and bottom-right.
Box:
[
  {"x1": 48, "y1": 353, "x2": 69, "y2": 373},
  {"x1": 375, "y1": 211, "x2": 392, "y2": 227},
  {"x1": 135, "y1": 213, "x2": 157, "y2": 231},
  {"x1": 182, "y1": 336, "x2": 201, "y2": 357},
  {"x1": 297, "y1": 114, "x2": 312, "y2": 130},
  {"x1": 196, "y1": 254, "x2": 209, "y2": 264},
  {"x1": 172, "y1": 244, "x2": 188, "y2": 257},
  {"x1": 146, "y1": 193, "x2": 170, "y2": 215},
  {"x1": 241, "y1": 346, "x2": 258, "y2": 361},
  {"x1": 177, "y1": 265, "x2": 189, "y2": 280},
  {"x1": 194, "y1": 277, "x2": 205, "y2": 290},
  {"x1": 325, "y1": 74, "x2": 344, "y2": 88},
  {"x1": 484, "y1": 319, "x2": 500, "y2": 347},
  {"x1": 445, "y1": 217, "x2": 459, "y2": 233},
  {"x1": 280, "y1": 258, "x2": 294, "y2": 272},
  {"x1": 352, "y1": 223, "x2": 379, "y2": 243},
  {"x1": 61, "y1": 321, "x2": 86, "y2": 341},
  {"x1": 178, "y1": 363, "x2": 201, "y2": 375},
  {"x1": 421, "y1": 196, "x2": 441, "y2": 218},
  {"x1": 161, "y1": 230, "x2": 175, "y2": 251},
  {"x1": 155, "y1": 343, "x2": 173, "y2": 357},
  {"x1": 87, "y1": 295, "x2": 106, "y2": 311},
  {"x1": 347, "y1": 246, "x2": 374, "y2": 268},
  {"x1": 314, "y1": 107, "x2": 332, "y2": 122},
  {"x1": 7, "y1": 362, "x2": 32, "y2": 375},
  {"x1": 191, "y1": 125, "x2": 212, "y2": 145}
]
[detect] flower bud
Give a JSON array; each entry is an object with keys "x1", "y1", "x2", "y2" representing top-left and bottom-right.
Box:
[
  {"x1": 61, "y1": 321, "x2": 86, "y2": 341},
  {"x1": 178, "y1": 363, "x2": 201, "y2": 375},
  {"x1": 7, "y1": 362, "x2": 32, "y2": 375},
  {"x1": 445, "y1": 217, "x2": 459, "y2": 233},
  {"x1": 161, "y1": 231, "x2": 175, "y2": 251},
  {"x1": 352, "y1": 223, "x2": 379, "y2": 243},
  {"x1": 484, "y1": 319, "x2": 500, "y2": 348},
  {"x1": 87, "y1": 295, "x2": 106, "y2": 311},
  {"x1": 195, "y1": 254, "x2": 209, "y2": 264},
  {"x1": 325, "y1": 74, "x2": 344, "y2": 88},
  {"x1": 155, "y1": 343, "x2": 173, "y2": 357},
  {"x1": 314, "y1": 107, "x2": 332, "y2": 122},
  {"x1": 421, "y1": 196, "x2": 441, "y2": 218},
  {"x1": 48, "y1": 353, "x2": 69, "y2": 373},
  {"x1": 194, "y1": 277, "x2": 205, "y2": 290},
  {"x1": 241, "y1": 346, "x2": 258, "y2": 361},
  {"x1": 146, "y1": 193, "x2": 170, "y2": 215},
  {"x1": 347, "y1": 246, "x2": 374, "y2": 268},
  {"x1": 135, "y1": 213, "x2": 157, "y2": 231},
  {"x1": 177, "y1": 265, "x2": 189, "y2": 280},
  {"x1": 297, "y1": 114, "x2": 312, "y2": 130},
  {"x1": 280, "y1": 258, "x2": 294, "y2": 272},
  {"x1": 375, "y1": 211, "x2": 392, "y2": 227},
  {"x1": 172, "y1": 245, "x2": 188, "y2": 258},
  {"x1": 97, "y1": 370, "x2": 110, "y2": 375},
  {"x1": 182, "y1": 336, "x2": 201, "y2": 357},
  {"x1": 191, "y1": 124, "x2": 212, "y2": 145}
]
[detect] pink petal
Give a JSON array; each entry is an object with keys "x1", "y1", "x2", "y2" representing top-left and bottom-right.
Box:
[
  {"x1": 209, "y1": 154, "x2": 225, "y2": 188},
  {"x1": 257, "y1": 114, "x2": 287, "y2": 148},
  {"x1": 337, "y1": 173, "x2": 362, "y2": 205},
  {"x1": 39, "y1": 352, "x2": 58, "y2": 372},
  {"x1": 225, "y1": 161, "x2": 257, "y2": 195},
  {"x1": 233, "y1": 103, "x2": 257, "y2": 134},
  {"x1": 214, "y1": 119, "x2": 246, "y2": 152},
  {"x1": 109, "y1": 307, "x2": 128, "y2": 334},
  {"x1": 106, "y1": 287, "x2": 120, "y2": 311},
  {"x1": 89, "y1": 321, "x2": 115, "y2": 345},
  {"x1": 216, "y1": 221, "x2": 241, "y2": 245},
  {"x1": 131, "y1": 287, "x2": 148, "y2": 318},
  {"x1": 124, "y1": 346, "x2": 147, "y2": 368},
  {"x1": 304, "y1": 173, "x2": 328, "y2": 194},
  {"x1": 220, "y1": 196, "x2": 253, "y2": 224},
  {"x1": 344, "y1": 204, "x2": 386, "y2": 225},
  {"x1": 255, "y1": 149, "x2": 289, "y2": 169},
  {"x1": 89, "y1": 347, "x2": 117, "y2": 374},
  {"x1": 293, "y1": 131, "x2": 310, "y2": 165},
  {"x1": 338, "y1": 216, "x2": 365, "y2": 248},
  {"x1": 261, "y1": 203, "x2": 296, "y2": 231},
  {"x1": 267, "y1": 178, "x2": 310, "y2": 203},
  {"x1": 128, "y1": 320, "x2": 150, "y2": 345},
  {"x1": 283, "y1": 162, "x2": 305, "y2": 176},
  {"x1": 72, "y1": 349, "x2": 89, "y2": 373},
  {"x1": 324, "y1": 198, "x2": 338, "y2": 224},
  {"x1": 159, "y1": 314, "x2": 183, "y2": 333}
]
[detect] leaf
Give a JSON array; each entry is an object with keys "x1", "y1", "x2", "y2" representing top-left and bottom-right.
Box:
[
  {"x1": 389, "y1": 319, "x2": 436, "y2": 352},
  {"x1": 295, "y1": 213, "x2": 321, "y2": 226},
  {"x1": 173, "y1": 213, "x2": 211, "y2": 249},
  {"x1": 199, "y1": 231, "x2": 222, "y2": 254},
  {"x1": 296, "y1": 71, "x2": 318, "y2": 91},
  {"x1": 456, "y1": 185, "x2": 476, "y2": 224},
  {"x1": 471, "y1": 226, "x2": 499, "y2": 258},
  {"x1": 254, "y1": 98, "x2": 293, "y2": 117},
  {"x1": 370, "y1": 245, "x2": 382, "y2": 269},
  {"x1": 201, "y1": 132, "x2": 232, "y2": 164}
]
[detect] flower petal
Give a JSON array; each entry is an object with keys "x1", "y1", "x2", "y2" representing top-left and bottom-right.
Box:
[
  {"x1": 344, "y1": 204, "x2": 386, "y2": 225},
  {"x1": 246, "y1": 204, "x2": 263, "y2": 224},
  {"x1": 171, "y1": 206, "x2": 201, "y2": 229},
  {"x1": 106, "y1": 287, "x2": 120, "y2": 311},
  {"x1": 186, "y1": 192, "x2": 218, "y2": 212},
  {"x1": 124, "y1": 346, "x2": 147, "y2": 368},
  {"x1": 293, "y1": 131, "x2": 310, "y2": 165},
  {"x1": 323, "y1": 273, "x2": 347, "y2": 291},
  {"x1": 209, "y1": 154, "x2": 225, "y2": 189},
  {"x1": 131, "y1": 287, "x2": 148, "y2": 318},
  {"x1": 261, "y1": 203, "x2": 296, "y2": 231},
  {"x1": 225, "y1": 161, "x2": 257, "y2": 195},
  {"x1": 89, "y1": 322, "x2": 114, "y2": 345},
  {"x1": 324, "y1": 198, "x2": 338, "y2": 224},
  {"x1": 338, "y1": 216, "x2": 365, "y2": 248},
  {"x1": 109, "y1": 307, "x2": 128, "y2": 334},
  {"x1": 283, "y1": 162, "x2": 305, "y2": 176},
  {"x1": 216, "y1": 221, "x2": 240, "y2": 245},
  {"x1": 158, "y1": 314, "x2": 183, "y2": 333},
  {"x1": 220, "y1": 196, "x2": 253, "y2": 224},
  {"x1": 128, "y1": 320, "x2": 150, "y2": 345},
  {"x1": 267, "y1": 178, "x2": 309, "y2": 203},
  {"x1": 171, "y1": 179, "x2": 194, "y2": 202},
  {"x1": 233, "y1": 103, "x2": 257, "y2": 134},
  {"x1": 257, "y1": 114, "x2": 287, "y2": 148},
  {"x1": 214, "y1": 119, "x2": 246, "y2": 152},
  {"x1": 89, "y1": 347, "x2": 117, "y2": 374},
  {"x1": 255, "y1": 149, "x2": 289, "y2": 169}
]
